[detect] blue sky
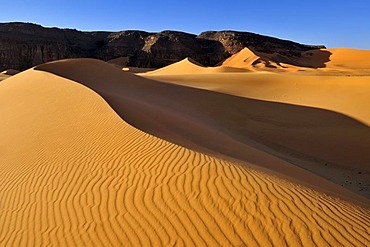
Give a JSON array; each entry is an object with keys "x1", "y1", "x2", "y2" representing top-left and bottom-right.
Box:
[{"x1": 1, "y1": 0, "x2": 369, "y2": 49}]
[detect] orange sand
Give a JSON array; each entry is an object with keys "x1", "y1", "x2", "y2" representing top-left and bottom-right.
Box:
[{"x1": 0, "y1": 51, "x2": 369, "y2": 246}]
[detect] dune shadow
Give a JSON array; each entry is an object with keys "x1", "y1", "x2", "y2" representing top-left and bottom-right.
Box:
[
  {"x1": 299, "y1": 49, "x2": 332, "y2": 68},
  {"x1": 250, "y1": 47, "x2": 332, "y2": 69},
  {"x1": 35, "y1": 60, "x2": 370, "y2": 197}
]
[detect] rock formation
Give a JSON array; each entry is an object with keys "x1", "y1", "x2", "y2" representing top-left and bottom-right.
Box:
[{"x1": 0, "y1": 22, "x2": 325, "y2": 71}]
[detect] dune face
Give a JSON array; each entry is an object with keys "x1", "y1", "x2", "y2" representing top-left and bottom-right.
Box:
[{"x1": 1, "y1": 58, "x2": 369, "y2": 246}]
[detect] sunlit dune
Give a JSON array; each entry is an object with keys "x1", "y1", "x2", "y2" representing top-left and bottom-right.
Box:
[
  {"x1": 145, "y1": 57, "x2": 207, "y2": 75},
  {"x1": 0, "y1": 57, "x2": 369, "y2": 246}
]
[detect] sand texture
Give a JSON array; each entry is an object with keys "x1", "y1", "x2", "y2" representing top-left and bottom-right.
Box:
[{"x1": 0, "y1": 55, "x2": 369, "y2": 246}]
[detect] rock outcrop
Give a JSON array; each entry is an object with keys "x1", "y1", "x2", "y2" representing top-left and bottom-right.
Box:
[{"x1": 0, "y1": 22, "x2": 326, "y2": 71}]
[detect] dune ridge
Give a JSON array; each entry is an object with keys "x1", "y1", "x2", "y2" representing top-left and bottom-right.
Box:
[{"x1": 0, "y1": 64, "x2": 369, "y2": 246}]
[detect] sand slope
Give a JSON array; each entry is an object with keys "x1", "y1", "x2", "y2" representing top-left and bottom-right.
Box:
[{"x1": 0, "y1": 60, "x2": 369, "y2": 246}]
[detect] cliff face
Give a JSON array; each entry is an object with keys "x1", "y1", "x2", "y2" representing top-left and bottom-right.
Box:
[{"x1": 0, "y1": 22, "x2": 325, "y2": 71}]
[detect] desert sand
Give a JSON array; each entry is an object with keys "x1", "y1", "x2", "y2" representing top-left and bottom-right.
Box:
[{"x1": 0, "y1": 49, "x2": 369, "y2": 246}]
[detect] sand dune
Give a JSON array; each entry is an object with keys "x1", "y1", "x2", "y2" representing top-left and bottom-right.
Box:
[
  {"x1": 220, "y1": 47, "x2": 370, "y2": 75},
  {"x1": 145, "y1": 49, "x2": 370, "y2": 126},
  {"x1": 36, "y1": 59, "x2": 370, "y2": 198},
  {"x1": 221, "y1": 47, "x2": 297, "y2": 71},
  {"x1": 143, "y1": 73, "x2": 370, "y2": 198},
  {"x1": 146, "y1": 72, "x2": 370, "y2": 125},
  {"x1": 144, "y1": 57, "x2": 206, "y2": 75},
  {"x1": 145, "y1": 57, "x2": 250, "y2": 75},
  {"x1": 309, "y1": 48, "x2": 370, "y2": 70},
  {"x1": 0, "y1": 59, "x2": 369, "y2": 246}
]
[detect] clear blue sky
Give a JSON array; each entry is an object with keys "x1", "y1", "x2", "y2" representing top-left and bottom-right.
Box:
[{"x1": 1, "y1": 0, "x2": 369, "y2": 49}]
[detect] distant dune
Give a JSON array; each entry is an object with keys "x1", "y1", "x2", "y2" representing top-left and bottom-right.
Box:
[
  {"x1": 146, "y1": 47, "x2": 370, "y2": 76},
  {"x1": 220, "y1": 47, "x2": 370, "y2": 74},
  {"x1": 0, "y1": 52, "x2": 369, "y2": 246},
  {"x1": 145, "y1": 58, "x2": 207, "y2": 75}
]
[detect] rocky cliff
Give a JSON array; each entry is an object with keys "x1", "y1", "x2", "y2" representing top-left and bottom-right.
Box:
[{"x1": 0, "y1": 22, "x2": 325, "y2": 71}]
